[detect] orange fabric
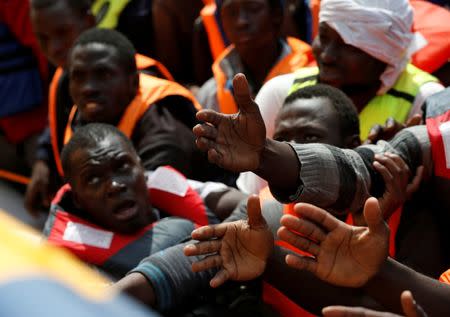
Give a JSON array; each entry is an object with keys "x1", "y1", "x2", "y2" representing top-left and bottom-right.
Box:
[
  {"x1": 135, "y1": 53, "x2": 174, "y2": 81},
  {"x1": 410, "y1": 0, "x2": 450, "y2": 73},
  {"x1": 201, "y1": 2, "x2": 228, "y2": 61},
  {"x1": 439, "y1": 269, "x2": 450, "y2": 284},
  {"x1": 310, "y1": 0, "x2": 320, "y2": 40},
  {"x1": 49, "y1": 67, "x2": 65, "y2": 176},
  {"x1": 213, "y1": 37, "x2": 314, "y2": 114},
  {"x1": 64, "y1": 73, "x2": 201, "y2": 146},
  {"x1": 263, "y1": 283, "x2": 316, "y2": 317}
]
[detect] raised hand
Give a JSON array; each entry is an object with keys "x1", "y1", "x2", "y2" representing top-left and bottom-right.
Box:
[
  {"x1": 193, "y1": 74, "x2": 266, "y2": 172},
  {"x1": 322, "y1": 290, "x2": 427, "y2": 317},
  {"x1": 373, "y1": 153, "x2": 424, "y2": 220},
  {"x1": 183, "y1": 195, "x2": 274, "y2": 288},
  {"x1": 365, "y1": 115, "x2": 422, "y2": 145},
  {"x1": 277, "y1": 197, "x2": 390, "y2": 288}
]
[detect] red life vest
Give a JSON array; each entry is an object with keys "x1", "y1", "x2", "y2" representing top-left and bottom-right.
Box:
[
  {"x1": 410, "y1": 0, "x2": 450, "y2": 73},
  {"x1": 45, "y1": 166, "x2": 209, "y2": 277}
]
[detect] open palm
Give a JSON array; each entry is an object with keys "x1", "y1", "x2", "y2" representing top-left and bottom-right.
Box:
[
  {"x1": 277, "y1": 198, "x2": 390, "y2": 288},
  {"x1": 184, "y1": 196, "x2": 273, "y2": 287}
]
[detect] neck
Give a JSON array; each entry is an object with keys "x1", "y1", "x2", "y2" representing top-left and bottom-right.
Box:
[
  {"x1": 240, "y1": 40, "x2": 281, "y2": 87},
  {"x1": 341, "y1": 83, "x2": 381, "y2": 112}
]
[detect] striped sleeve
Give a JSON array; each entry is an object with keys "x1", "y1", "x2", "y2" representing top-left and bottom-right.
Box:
[{"x1": 270, "y1": 125, "x2": 433, "y2": 214}]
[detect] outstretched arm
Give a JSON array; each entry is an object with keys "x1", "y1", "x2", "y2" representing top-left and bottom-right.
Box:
[{"x1": 279, "y1": 198, "x2": 450, "y2": 316}]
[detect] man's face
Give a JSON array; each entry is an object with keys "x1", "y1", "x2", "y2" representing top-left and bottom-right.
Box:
[
  {"x1": 69, "y1": 135, "x2": 152, "y2": 234},
  {"x1": 30, "y1": 1, "x2": 94, "y2": 68},
  {"x1": 69, "y1": 42, "x2": 137, "y2": 125},
  {"x1": 273, "y1": 97, "x2": 344, "y2": 146},
  {"x1": 312, "y1": 23, "x2": 387, "y2": 91},
  {"x1": 221, "y1": 0, "x2": 280, "y2": 56}
]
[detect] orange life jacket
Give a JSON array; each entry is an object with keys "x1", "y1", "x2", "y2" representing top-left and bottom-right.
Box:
[
  {"x1": 411, "y1": 0, "x2": 450, "y2": 73},
  {"x1": 49, "y1": 54, "x2": 175, "y2": 176},
  {"x1": 60, "y1": 73, "x2": 201, "y2": 176},
  {"x1": 439, "y1": 269, "x2": 450, "y2": 284},
  {"x1": 200, "y1": 1, "x2": 228, "y2": 61},
  {"x1": 45, "y1": 166, "x2": 208, "y2": 277},
  {"x1": 213, "y1": 37, "x2": 314, "y2": 114}
]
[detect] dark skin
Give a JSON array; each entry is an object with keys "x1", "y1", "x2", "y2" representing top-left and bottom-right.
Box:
[
  {"x1": 312, "y1": 22, "x2": 387, "y2": 112},
  {"x1": 273, "y1": 97, "x2": 360, "y2": 148},
  {"x1": 220, "y1": 0, "x2": 283, "y2": 86},
  {"x1": 26, "y1": 0, "x2": 95, "y2": 215},
  {"x1": 30, "y1": 0, "x2": 95, "y2": 68},
  {"x1": 67, "y1": 135, "x2": 154, "y2": 234},
  {"x1": 69, "y1": 42, "x2": 138, "y2": 125}
]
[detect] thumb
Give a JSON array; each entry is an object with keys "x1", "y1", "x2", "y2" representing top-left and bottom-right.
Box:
[
  {"x1": 401, "y1": 291, "x2": 427, "y2": 317},
  {"x1": 247, "y1": 195, "x2": 267, "y2": 229},
  {"x1": 232, "y1": 73, "x2": 260, "y2": 115},
  {"x1": 363, "y1": 197, "x2": 389, "y2": 236}
]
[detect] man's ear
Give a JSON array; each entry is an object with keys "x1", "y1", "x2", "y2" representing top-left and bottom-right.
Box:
[{"x1": 345, "y1": 134, "x2": 361, "y2": 149}]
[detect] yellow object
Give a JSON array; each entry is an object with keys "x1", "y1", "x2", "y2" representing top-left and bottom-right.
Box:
[
  {"x1": 289, "y1": 64, "x2": 439, "y2": 140},
  {"x1": 0, "y1": 210, "x2": 111, "y2": 301},
  {"x1": 91, "y1": 0, "x2": 132, "y2": 29}
]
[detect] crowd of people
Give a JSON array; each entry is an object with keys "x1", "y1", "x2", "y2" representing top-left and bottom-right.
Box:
[{"x1": 1, "y1": 0, "x2": 450, "y2": 316}]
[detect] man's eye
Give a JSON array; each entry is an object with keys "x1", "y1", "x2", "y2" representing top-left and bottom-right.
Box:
[
  {"x1": 87, "y1": 176, "x2": 100, "y2": 185},
  {"x1": 304, "y1": 135, "x2": 320, "y2": 142}
]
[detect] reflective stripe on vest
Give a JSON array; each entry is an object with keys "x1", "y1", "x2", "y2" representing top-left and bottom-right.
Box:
[
  {"x1": 439, "y1": 269, "x2": 450, "y2": 284},
  {"x1": 62, "y1": 72, "x2": 201, "y2": 161},
  {"x1": 45, "y1": 167, "x2": 208, "y2": 276},
  {"x1": 289, "y1": 64, "x2": 439, "y2": 140},
  {"x1": 214, "y1": 37, "x2": 313, "y2": 114},
  {"x1": 91, "y1": 0, "x2": 131, "y2": 29}
]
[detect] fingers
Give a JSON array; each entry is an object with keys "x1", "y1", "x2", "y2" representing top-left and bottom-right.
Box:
[
  {"x1": 363, "y1": 198, "x2": 389, "y2": 236},
  {"x1": 247, "y1": 195, "x2": 267, "y2": 229},
  {"x1": 406, "y1": 114, "x2": 422, "y2": 128},
  {"x1": 279, "y1": 214, "x2": 326, "y2": 242},
  {"x1": 322, "y1": 306, "x2": 399, "y2": 317},
  {"x1": 232, "y1": 74, "x2": 260, "y2": 115},
  {"x1": 285, "y1": 254, "x2": 318, "y2": 273},
  {"x1": 292, "y1": 203, "x2": 341, "y2": 232},
  {"x1": 277, "y1": 226, "x2": 320, "y2": 256},
  {"x1": 193, "y1": 124, "x2": 218, "y2": 140},
  {"x1": 366, "y1": 124, "x2": 383, "y2": 144},
  {"x1": 401, "y1": 291, "x2": 427, "y2": 317},
  {"x1": 210, "y1": 269, "x2": 230, "y2": 288},
  {"x1": 196, "y1": 109, "x2": 225, "y2": 127},
  {"x1": 184, "y1": 239, "x2": 221, "y2": 257},
  {"x1": 190, "y1": 223, "x2": 228, "y2": 241},
  {"x1": 406, "y1": 166, "x2": 424, "y2": 199},
  {"x1": 191, "y1": 254, "x2": 223, "y2": 273}
]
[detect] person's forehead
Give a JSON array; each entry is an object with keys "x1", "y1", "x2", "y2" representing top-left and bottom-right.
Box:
[
  {"x1": 31, "y1": 0, "x2": 81, "y2": 24},
  {"x1": 72, "y1": 136, "x2": 131, "y2": 165},
  {"x1": 281, "y1": 97, "x2": 336, "y2": 119},
  {"x1": 70, "y1": 42, "x2": 119, "y2": 65}
]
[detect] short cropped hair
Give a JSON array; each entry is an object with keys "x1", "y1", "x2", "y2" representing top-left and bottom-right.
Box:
[
  {"x1": 72, "y1": 28, "x2": 137, "y2": 74},
  {"x1": 30, "y1": 0, "x2": 91, "y2": 15},
  {"x1": 61, "y1": 123, "x2": 137, "y2": 180},
  {"x1": 284, "y1": 84, "x2": 360, "y2": 137}
]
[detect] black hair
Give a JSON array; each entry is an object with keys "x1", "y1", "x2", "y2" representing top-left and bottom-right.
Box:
[
  {"x1": 30, "y1": 0, "x2": 91, "y2": 15},
  {"x1": 72, "y1": 28, "x2": 137, "y2": 74},
  {"x1": 61, "y1": 123, "x2": 137, "y2": 180},
  {"x1": 219, "y1": 0, "x2": 283, "y2": 10},
  {"x1": 283, "y1": 84, "x2": 360, "y2": 137}
]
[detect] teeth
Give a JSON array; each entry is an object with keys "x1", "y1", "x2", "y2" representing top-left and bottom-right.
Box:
[{"x1": 86, "y1": 102, "x2": 98, "y2": 110}]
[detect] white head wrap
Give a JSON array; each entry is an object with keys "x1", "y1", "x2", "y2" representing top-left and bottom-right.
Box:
[{"x1": 319, "y1": 0, "x2": 427, "y2": 94}]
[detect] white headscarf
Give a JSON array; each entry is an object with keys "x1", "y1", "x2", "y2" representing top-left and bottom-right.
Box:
[{"x1": 319, "y1": 0, "x2": 427, "y2": 94}]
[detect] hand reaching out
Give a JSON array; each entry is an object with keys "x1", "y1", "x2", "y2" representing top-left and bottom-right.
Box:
[
  {"x1": 193, "y1": 74, "x2": 266, "y2": 172},
  {"x1": 277, "y1": 197, "x2": 390, "y2": 288},
  {"x1": 184, "y1": 195, "x2": 274, "y2": 288},
  {"x1": 365, "y1": 115, "x2": 422, "y2": 145},
  {"x1": 374, "y1": 153, "x2": 424, "y2": 220}
]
